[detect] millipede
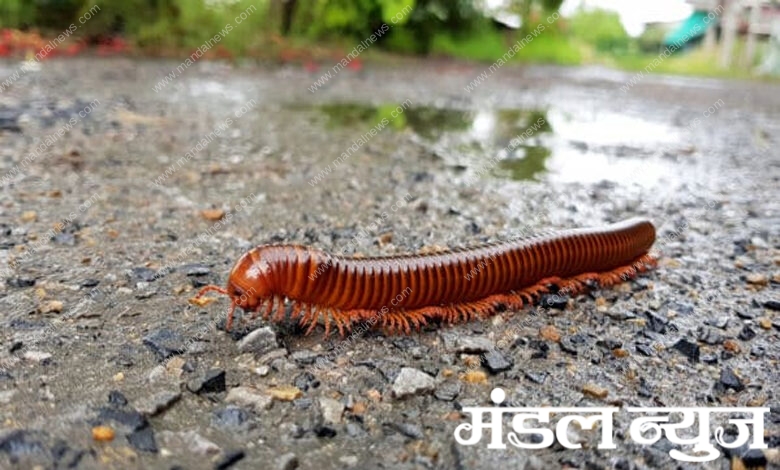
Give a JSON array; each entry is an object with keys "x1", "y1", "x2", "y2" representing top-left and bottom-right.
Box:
[{"x1": 194, "y1": 217, "x2": 657, "y2": 336}]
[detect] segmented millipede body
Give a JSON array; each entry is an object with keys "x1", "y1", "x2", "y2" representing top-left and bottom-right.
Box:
[{"x1": 195, "y1": 218, "x2": 657, "y2": 336}]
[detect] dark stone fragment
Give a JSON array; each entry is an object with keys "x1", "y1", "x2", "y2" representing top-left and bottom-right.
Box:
[
  {"x1": 738, "y1": 326, "x2": 756, "y2": 341},
  {"x1": 701, "y1": 354, "x2": 719, "y2": 364},
  {"x1": 740, "y1": 448, "x2": 767, "y2": 467},
  {"x1": 719, "y1": 368, "x2": 745, "y2": 392},
  {"x1": 6, "y1": 277, "x2": 35, "y2": 288},
  {"x1": 214, "y1": 450, "x2": 245, "y2": 470},
  {"x1": 127, "y1": 426, "x2": 158, "y2": 453},
  {"x1": 346, "y1": 422, "x2": 368, "y2": 438},
  {"x1": 290, "y1": 350, "x2": 319, "y2": 365},
  {"x1": 51, "y1": 440, "x2": 91, "y2": 468},
  {"x1": 668, "y1": 301, "x2": 694, "y2": 315},
  {"x1": 597, "y1": 339, "x2": 622, "y2": 350},
  {"x1": 143, "y1": 329, "x2": 186, "y2": 361},
  {"x1": 539, "y1": 293, "x2": 568, "y2": 310},
  {"x1": 212, "y1": 407, "x2": 250, "y2": 430},
  {"x1": 129, "y1": 267, "x2": 159, "y2": 283},
  {"x1": 96, "y1": 406, "x2": 148, "y2": 431},
  {"x1": 529, "y1": 340, "x2": 549, "y2": 359},
  {"x1": 643, "y1": 311, "x2": 668, "y2": 334},
  {"x1": 187, "y1": 369, "x2": 226, "y2": 394},
  {"x1": 293, "y1": 372, "x2": 320, "y2": 392},
  {"x1": 180, "y1": 263, "x2": 210, "y2": 276},
  {"x1": 483, "y1": 350, "x2": 512, "y2": 373},
  {"x1": 314, "y1": 425, "x2": 337, "y2": 438},
  {"x1": 763, "y1": 300, "x2": 780, "y2": 311},
  {"x1": 0, "y1": 109, "x2": 22, "y2": 132},
  {"x1": 80, "y1": 279, "x2": 100, "y2": 288},
  {"x1": 108, "y1": 390, "x2": 128, "y2": 407},
  {"x1": 672, "y1": 338, "x2": 700, "y2": 363},
  {"x1": 736, "y1": 311, "x2": 755, "y2": 320},
  {"x1": 292, "y1": 398, "x2": 312, "y2": 410},
  {"x1": 9, "y1": 341, "x2": 23, "y2": 353},
  {"x1": 0, "y1": 430, "x2": 47, "y2": 463}
]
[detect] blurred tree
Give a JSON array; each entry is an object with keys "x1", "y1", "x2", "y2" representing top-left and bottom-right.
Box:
[{"x1": 568, "y1": 8, "x2": 630, "y2": 54}]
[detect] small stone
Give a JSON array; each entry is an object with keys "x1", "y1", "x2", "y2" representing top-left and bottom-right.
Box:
[
  {"x1": 319, "y1": 397, "x2": 344, "y2": 425},
  {"x1": 719, "y1": 368, "x2": 745, "y2": 392},
  {"x1": 612, "y1": 348, "x2": 629, "y2": 358},
  {"x1": 453, "y1": 336, "x2": 493, "y2": 354},
  {"x1": 582, "y1": 383, "x2": 609, "y2": 399},
  {"x1": 268, "y1": 386, "x2": 303, "y2": 402},
  {"x1": 136, "y1": 390, "x2": 181, "y2": 417},
  {"x1": 212, "y1": 407, "x2": 251, "y2": 430},
  {"x1": 143, "y1": 329, "x2": 186, "y2": 361},
  {"x1": 6, "y1": 277, "x2": 35, "y2": 288},
  {"x1": 540, "y1": 325, "x2": 561, "y2": 342},
  {"x1": 758, "y1": 318, "x2": 772, "y2": 330},
  {"x1": 200, "y1": 209, "x2": 225, "y2": 221},
  {"x1": 763, "y1": 300, "x2": 780, "y2": 311},
  {"x1": 97, "y1": 406, "x2": 148, "y2": 432},
  {"x1": 187, "y1": 369, "x2": 226, "y2": 394},
  {"x1": 180, "y1": 263, "x2": 211, "y2": 276},
  {"x1": 130, "y1": 267, "x2": 159, "y2": 283},
  {"x1": 635, "y1": 343, "x2": 654, "y2": 356},
  {"x1": 723, "y1": 339, "x2": 742, "y2": 354},
  {"x1": 539, "y1": 293, "x2": 568, "y2": 310},
  {"x1": 159, "y1": 430, "x2": 220, "y2": 455},
  {"x1": 705, "y1": 317, "x2": 729, "y2": 329},
  {"x1": 127, "y1": 426, "x2": 158, "y2": 453},
  {"x1": 237, "y1": 327, "x2": 279, "y2": 356},
  {"x1": 392, "y1": 422, "x2": 424, "y2": 439},
  {"x1": 738, "y1": 326, "x2": 756, "y2": 341},
  {"x1": 21, "y1": 211, "x2": 37, "y2": 222},
  {"x1": 392, "y1": 368, "x2": 436, "y2": 399},
  {"x1": 483, "y1": 350, "x2": 512, "y2": 373},
  {"x1": 41, "y1": 300, "x2": 64, "y2": 314},
  {"x1": 226, "y1": 387, "x2": 273, "y2": 412},
  {"x1": 276, "y1": 452, "x2": 299, "y2": 470},
  {"x1": 524, "y1": 371, "x2": 547, "y2": 384},
  {"x1": 108, "y1": 390, "x2": 129, "y2": 407},
  {"x1": 338, "y1": 455, "x2": 359, "y2": 467},
  {"x1": 698, "y1": 328, "x2": 724, "y2": 345},
  {"x1": 92, "y1": 425, "x2": 115, "y2": 442},
  {"x1": 746, "y1": 273, "x2": 768, "y2": 286},
  {"x1": 23, "y1": 350, "x2": 52, "y2": 364},
  {"x1": 434, "y1": 382, "x2": 461, "y2": 401},
  {"x1": 672, "y1": 338, "x2": 700, "y2": 363},
  {"x1": 214, "y1": 449, "x2": 245, "y2": 470},
  {"x1": 461, "y1": 370, "x2": 488, "y2": 384}
]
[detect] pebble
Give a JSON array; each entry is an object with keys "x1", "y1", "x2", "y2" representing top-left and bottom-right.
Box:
[
  {"x1": 214, "y1": 449, "x2": 245, "y2": 470},
  {"x1": 212, "y1": 407, "x2": 251, "y2": 430},
  {"x1": 6, "y1": 277, "x2": 35, "y2": 288},
  {"x1": 180, "y1": 263, "x2": 211, "y2": 276},
  {"x1": 136, "y1": 390, "x2": 181, "y2": 417},
  {"x1": 758, "y1": 318, "x2": 772, "y2": 330},
  {"x1": 276, "y1": 452, "x2": 299, "y2": 470},
  {"x1": 451, "y1": 336, "x2": 493, "y2": 354},
  {"x1": 746, "y1": 273, "x2": 768, "y2": 286},
  {"x1": 697, "y1": 327, "x2": 724, "y2": 345},
  {"x1": 461, "y1": 370, "x2": 488, "y2": 384},
  {"x1": 338, "y1": 455, "x2": 359, "y2": 467},
  {"x1": 159, "y1": 430, "x2": 220, "y2": 455},
  {"x1": 92, "y1": 425, "x2": 115, "y2": 442},
  {"x1": 187, "y1": 369, "x2": 226, "y2": 394},
  {"x1": 127, "y1": 426, "x2": 158, "y2": 453},
  {"x1": 763, "y1": 300, "x2": 780, "y2": 311},
  {"x1": 268, "y1": 386, "x2": 303, "y2": 401},
  {"x1": 143, "y1": 329, "x2": 187, "y2": 361},
  {"x1": 539, "y1": 325, "x2": 561, "y2": 342},
  {"x1": 200, "y1": 209, "x2": 225, "y2": 221},
  {"x1": 41, "y1": 300, "x2": 64, "y2": 314},
  {"x1": 582, "y1": 383, "x2": 609, "y2": 399},
  {"x1": 482, "y1": 350, "x2": 512, "y2": 373},
  {"x1": 723, "y1": 339, "x2": 742, "y2": 354},
  {"x1": 392, "y1": 367, "x2": 435, "y2": 399},
  {"x1": 225, "y1": 386, "x2": 273, "y2": 412},
  {"x1": 236, "y1": 327, "x2": 279, "y2": 356},
  {"x1": 672, "y1": 338, "x2": 700, "y2": 363},
  {"x1": 130, "y1": 267, "x2": 159, "y2": 283},
  {"x1": 738, "y1": 326, "x2": 756, "y2": 341},
  {"x1": 434, "y1": 382, "x2": 461, "y2": 401},
  {"x1": 719, "y1": 368, "x2": 745, "y2": 392},
  {"x1": 319, "y1": 397, "x2": 344, "y2": 424},
  {"x1": 23, "y1": 350, "x2": 52, "y2": 364}
]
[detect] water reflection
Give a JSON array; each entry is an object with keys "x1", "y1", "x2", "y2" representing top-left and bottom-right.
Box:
[{"x1": 292, "y1": 102, "x2": 682, "y2": 187}]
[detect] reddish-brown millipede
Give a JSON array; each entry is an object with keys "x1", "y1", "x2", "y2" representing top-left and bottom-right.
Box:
[{"x1": 194, "y1": 218, "x2": 657, "y2": 335}]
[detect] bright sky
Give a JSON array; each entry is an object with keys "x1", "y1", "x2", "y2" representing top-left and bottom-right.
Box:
[{"x1": 560, "y1": 0, "x2": 694, "y2": 36}]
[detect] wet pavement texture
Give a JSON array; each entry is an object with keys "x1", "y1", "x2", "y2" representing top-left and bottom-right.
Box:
[{"x1": 0, "y1": 58, "x2": 778, "y2": 469}]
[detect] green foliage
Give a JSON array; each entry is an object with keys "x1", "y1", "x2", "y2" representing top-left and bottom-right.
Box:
[
  {"x1": 568, "y1": 8, "x2": 630, "y2": 54},
  {"x1": 430, "y1": 27, "x2": 507, "y2": 61}
]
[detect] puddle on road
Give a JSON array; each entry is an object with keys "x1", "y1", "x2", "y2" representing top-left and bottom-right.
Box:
[{"x1": 290, "y1": 102, "x2": 685, "y2": 187}]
